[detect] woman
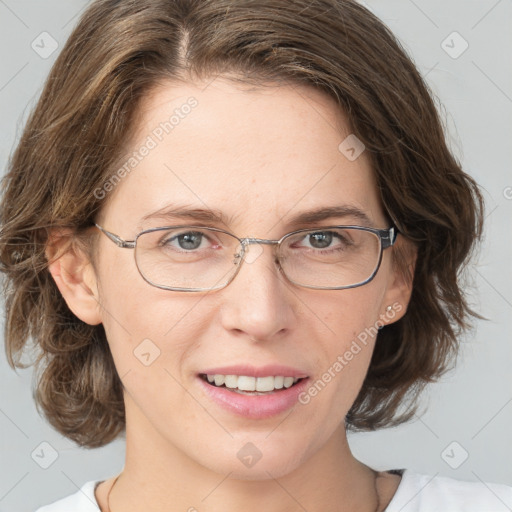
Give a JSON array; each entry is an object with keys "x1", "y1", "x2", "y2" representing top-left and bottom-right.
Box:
[{"x1": 1, "y1": 0, "x2": 510, "y2": 511}]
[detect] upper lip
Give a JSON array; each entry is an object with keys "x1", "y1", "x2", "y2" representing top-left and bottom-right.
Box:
[{"x1": 198, "y1": 364, "x2": 309, "y2": 379}]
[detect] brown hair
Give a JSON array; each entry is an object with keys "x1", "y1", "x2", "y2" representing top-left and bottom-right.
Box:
[{"x1": 0, "y1": 0, "x2": 483, "y2": 448}]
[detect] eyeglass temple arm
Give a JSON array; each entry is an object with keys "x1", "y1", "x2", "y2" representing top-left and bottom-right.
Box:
[
  {"x1": 94, "y1": 224, "x2": 136, "y2": 249},
  {"x1": 381, "y1": 226, "x2": 398, "y2": 249}
]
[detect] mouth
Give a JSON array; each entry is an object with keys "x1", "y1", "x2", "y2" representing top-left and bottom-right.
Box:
[
  {"x1": 196, "y1": 371, "x2": 311, "y2": 418},
  {"x1": 198, "y1": 373, "x2": 308, "y2": 395}
]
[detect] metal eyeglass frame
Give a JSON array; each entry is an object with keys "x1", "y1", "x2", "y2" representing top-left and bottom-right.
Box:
[{"x1": 94, "y1": 223, "x2": 398, "y2": 292}]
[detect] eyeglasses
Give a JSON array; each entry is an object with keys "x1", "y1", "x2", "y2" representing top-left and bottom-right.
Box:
[{"x1": 94, "y1": 223, "x2": 398, "y2": 292}]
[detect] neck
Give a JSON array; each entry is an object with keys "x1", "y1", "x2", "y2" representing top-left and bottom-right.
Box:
[{"x1": 105, "y1": 401, "x2": 381, "y2": 512}]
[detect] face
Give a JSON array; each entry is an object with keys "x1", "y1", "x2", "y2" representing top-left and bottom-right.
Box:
[{"x1": 65, "y1": 77, "x2": 410, "y2": 479}]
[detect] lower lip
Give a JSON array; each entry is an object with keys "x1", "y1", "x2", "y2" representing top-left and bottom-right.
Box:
[{"x1": 197, "y1": 375, "x2": 310, "y2": 419}]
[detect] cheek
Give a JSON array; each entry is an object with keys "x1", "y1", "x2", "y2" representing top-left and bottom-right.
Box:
[
  {"x1": 315, "y1": 283, "x2": 385, "y2": 343},
  {"x1": 303, "y1": 285, "x2": 385, "y2": 404},
  {"x1": 95, "y1": 251, "x2": 208, "y2": 375}
]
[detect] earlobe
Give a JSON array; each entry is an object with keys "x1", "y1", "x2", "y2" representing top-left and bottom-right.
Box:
[{"x1": 45, "y1": 230, "x2": 103, "y2": 326}]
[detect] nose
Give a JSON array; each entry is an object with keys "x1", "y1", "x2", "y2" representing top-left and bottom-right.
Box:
[{"x1": 219, "y1": 242, "x2": 297, "y2": 341}]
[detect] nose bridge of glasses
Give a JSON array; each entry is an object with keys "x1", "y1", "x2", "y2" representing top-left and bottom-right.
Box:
[
  {"x1": 238, "y1": 237, "x2": 281, "y2": 265},
  {"x1": 241, "y1": 237, "x2": 279, "y2": 246}
]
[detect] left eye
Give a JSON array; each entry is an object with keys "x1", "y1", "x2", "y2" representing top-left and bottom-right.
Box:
[
  {"x1": 306, "y1": 231, "x2": 333, "y2": 249},
  {"x1": 299, "y1": 231, "x2": 347, "y2": 250}
]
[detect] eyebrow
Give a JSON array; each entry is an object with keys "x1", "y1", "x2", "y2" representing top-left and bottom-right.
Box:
[{"x1": 140, "y1": 204, "x2": 373, "y2": 228}]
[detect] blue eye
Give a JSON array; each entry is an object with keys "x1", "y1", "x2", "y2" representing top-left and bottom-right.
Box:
[
  {"x1": 166, "y1": 231, "x2": 206, "y2": 251},
  {"x1": 298, "y1": 230, "x2": 351, "y2": 251},
  {"x1": 307, "y1": 231, "x2": 334, "y2": 249}
]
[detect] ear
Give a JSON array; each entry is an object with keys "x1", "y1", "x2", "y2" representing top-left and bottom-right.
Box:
[
  {"x1": 45, "y1": 228, "x2": 102, "y2": 326},
  {"x1": 379, "y1": 234, "x2": 417, "y2": 326}
]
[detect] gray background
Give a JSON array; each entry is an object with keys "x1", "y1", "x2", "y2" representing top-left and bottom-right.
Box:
[{"x1": 0, "y1": 1, "x2": 511, "y2": 510}]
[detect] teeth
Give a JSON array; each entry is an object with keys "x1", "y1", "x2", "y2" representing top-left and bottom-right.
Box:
[
  {"x1": 213, "y1": 375, "x2": 225, "y2": 386},
  {"x1": 204, "y1": 374, "x2": 301, "y2": 392},
  {"x1": 274, "y1": 376, "x2": 284, "y2": 389}
]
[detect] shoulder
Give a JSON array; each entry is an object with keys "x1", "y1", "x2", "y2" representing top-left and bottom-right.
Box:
[
  {"x1": 34, "y1": 480, "x2": 101, "y2": 512},
  {"x1": 386, "y1": 469, "x2": 512, "y2": 512}
]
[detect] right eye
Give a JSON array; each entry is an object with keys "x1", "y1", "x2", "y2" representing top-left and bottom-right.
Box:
[{"x1": 161, "y1": 230, "x2": 217, "y2": 252}]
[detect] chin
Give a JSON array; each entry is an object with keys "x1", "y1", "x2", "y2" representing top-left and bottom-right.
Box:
[{"x1": 197, "y1": 439, "x2": 307, "y2": 481}]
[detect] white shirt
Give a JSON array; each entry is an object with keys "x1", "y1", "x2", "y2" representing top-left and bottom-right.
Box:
[{"x1": 35, "y1": 469, "x2": 512, "y2": 512}]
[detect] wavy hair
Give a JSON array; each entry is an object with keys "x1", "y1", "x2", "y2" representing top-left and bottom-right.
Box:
[{"x1": 0, "y1": 0, "x2": 483, "y2": 447}]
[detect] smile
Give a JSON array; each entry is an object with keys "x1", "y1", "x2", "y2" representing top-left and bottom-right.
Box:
[{"x1": 200, "y1": 373, "x2": 306, "y2": 394}]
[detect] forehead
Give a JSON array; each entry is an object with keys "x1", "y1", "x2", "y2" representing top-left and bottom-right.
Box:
[{"x1": 102, "y1": 76, "x2": 384, "y2": 233}]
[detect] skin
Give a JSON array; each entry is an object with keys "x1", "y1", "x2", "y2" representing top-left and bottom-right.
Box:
[{"x1": 46, "y1": 76, "x2": 416, "y2": 512}]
